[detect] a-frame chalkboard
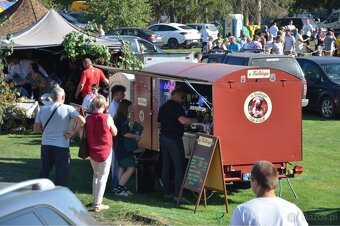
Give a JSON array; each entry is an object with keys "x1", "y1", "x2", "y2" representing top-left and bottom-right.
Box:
[{"x1": 177, "y1": 133, "x2": 228, "y2": 213}]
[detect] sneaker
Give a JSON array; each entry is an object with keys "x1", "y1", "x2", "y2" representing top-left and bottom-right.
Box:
[
  {"x1": 123, "y1": 187, "x2": 133, "y2": 195},
  {"x1": 115, "y1": 189, "x2": 129, "y2": 197},
  {"x1": 173, "y1": 196, "x2": 191, "y2": 204},
  {"x1": 112, "y1": 186, "x2": 119, "y2": 193},
  {"x1": 94, "y1": 204, "x2": 109, "y2": 212}
]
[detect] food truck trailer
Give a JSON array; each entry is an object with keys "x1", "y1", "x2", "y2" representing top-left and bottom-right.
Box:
[{"x1": 102, "y1": 62, "x2": 303, "y2": 184}]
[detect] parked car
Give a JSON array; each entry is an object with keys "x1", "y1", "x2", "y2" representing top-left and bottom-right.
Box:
[
  {"x1": 296, "y1": 57, "x2": 340, "y2": 118},
  {"x1": 148, "y1": 23, "x2": 201, "y2": 48},
  {"x1": 186, "y1": 23, "x2": 219, "y2": 40},
  {"x1": 104, "y1": 35, "x2": 162, "y2": 53},
  {"x1": 0, "y1": 179, "x2": 97, "y2": 225},
  {"x1": 205, "y1": 52, "x2": 309, "y2": 107},
  {"x1": 60, "y1": 11, "x2": 88, "y2": 28},
  {"x1": 110, "y1": 27, "x2": 163, "y2": 47}
]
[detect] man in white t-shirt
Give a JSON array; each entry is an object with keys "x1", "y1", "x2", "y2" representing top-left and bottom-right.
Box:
[
  {"x1": 108, "y1": 85, "x2": 126, "y2": 192},
  {"x1": 302, "y1": 18, "x2": 314, "y2": 46},
  {"x1": 82, "y1": 83, "x2": 99, "y2": 113},
  {"x1": 284, "y1": 29, "x2": 296, "y2": 55},
  {"x1": 269, "y1": 23, "x2": 279, "y2": 38},
  {"x1": 230, "y1": 161, "x2": 307, "y2": 226},
  {"x1": 286, "y1": 20, "x2": 296, "y2": 32}
]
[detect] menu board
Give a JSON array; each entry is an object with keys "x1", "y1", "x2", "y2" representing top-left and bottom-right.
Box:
[{"x1": 183, "y1": 135, "x2": 217, "y2": 192}]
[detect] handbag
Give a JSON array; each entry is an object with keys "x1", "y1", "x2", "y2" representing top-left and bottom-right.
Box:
[{"x1": 78, "y1": 125, "x2": 89, "y2": 159}]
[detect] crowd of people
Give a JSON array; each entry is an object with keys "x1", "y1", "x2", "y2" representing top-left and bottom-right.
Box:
[
  {"x1": 33, "y1": 58, "x2": 141, "y2": 212},
  {"x1": 200, "y1": 18, "x2": 340, "y2": 57}
]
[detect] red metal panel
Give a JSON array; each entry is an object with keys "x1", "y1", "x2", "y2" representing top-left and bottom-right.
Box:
[{"x1": 213, "y1": 68, "x2": 302, "y2": 166}]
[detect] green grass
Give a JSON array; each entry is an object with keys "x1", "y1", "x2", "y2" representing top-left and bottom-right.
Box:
[{"x1": 1, "y1": 112, "x2": 340, "y2": 225}]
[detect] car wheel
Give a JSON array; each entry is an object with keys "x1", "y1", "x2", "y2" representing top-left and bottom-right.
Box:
[
  {"x1": 321, "y1": 97, "x2": 336, "y2": 118},
  {"x1": 167, "y1": 38, "x2": 179, "y2": 49}
]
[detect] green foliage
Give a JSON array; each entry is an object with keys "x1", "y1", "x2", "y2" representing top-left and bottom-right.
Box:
[
  {"x1": 85, "y1": 0, "x2": 152, "y2": 33},
  {"x1": 117, "y1": 42, "x2": 144, "y2": 70},
  {"x1": 0, "y1": 33, "x2": 17, "y2": 128},
  {"x1": 61, "y1": 31, "x2": 111, "y2": 64},
  {"x1": 39, "y1": 0, "x2": 61, "y2": 9}
]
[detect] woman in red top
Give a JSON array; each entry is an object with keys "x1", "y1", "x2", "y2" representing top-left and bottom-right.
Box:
[{"x1": 86, "y1": 95, "x2": 117, "y2": 212}]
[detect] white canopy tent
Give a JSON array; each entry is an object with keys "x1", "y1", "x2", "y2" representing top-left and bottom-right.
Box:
[{"x1": 7, "y1": 9, "x2": 121, "y2": 51}]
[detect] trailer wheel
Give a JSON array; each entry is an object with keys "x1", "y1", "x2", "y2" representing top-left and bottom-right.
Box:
[
  {"x1": 321, "y1": 97, "x2": 336, "y2": 118},
  {"x1": 167, "y1": 38, "x2": 179, "y2": 49}
]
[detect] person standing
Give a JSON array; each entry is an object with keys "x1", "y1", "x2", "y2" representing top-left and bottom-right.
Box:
[
  {"x1": 34, "y1": 86, "x2": 85, "y2": 187},
  {"x1": 98, "y1": 24, "x2": 105, "y2": 37},
  {"x1": 285, "y1": 20, "x2": 296, "y2": 32},
  {"x1": 157, "y1": 87, "x2": 197, "y2": 203},
  {"x1": 324, "y1": 31, "x2": 336, "y2": 56},
  {"x1": 113, "y1": 99, "x2": 141, "y2": 196},
  {"x1": 230, "y1": 161, "x2": 307, "y2": 226},
  {"x1": 86, "y1": 95, "x2": 117, "y2": 212},
  {"x1": 200, "y1": 25, "x2": 209, "y2": 53},
  {"x1": 82, "y1": 84, "x2": 99, "y2": 113},
  {"x1": 109, "y1": 85, "x2": 126, "y2": 191},
  {"x1": 295, "y1": 29, "x2": 307, "y2": 56},
  {"x1": 269, "y1": 23, "x2": 279, "y2": 38},
  {"x1": 228, "y1": 36, "x2": 241, "y2": 52},
  {"x1": 75, "y1": 58, "x2": 109, "y2": 101},
  {"x1": 272, "y1": 36, "x2": 284, "y2": 55},
  {"x1": 314, "y1": 27, "x2": 325, "y2": 51},
  {"x1": 302, "y1": 18, "x2": 314, "y2": 46},
  {"x1": 284, "y1": 29, "x2": 296, "y2": 55}
]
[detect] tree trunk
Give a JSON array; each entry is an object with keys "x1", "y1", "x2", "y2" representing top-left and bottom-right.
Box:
[{"x1": 256, "y1": 0, "x2": 261, "y2": 25}]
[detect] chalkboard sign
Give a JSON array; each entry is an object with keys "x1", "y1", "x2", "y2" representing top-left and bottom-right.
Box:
[
  {"x1": 183, "y1": 135, "x2": 217, "y2": 192},
  {"x1": 178, "y1": 134, "x2": 228, "y2": 213}
]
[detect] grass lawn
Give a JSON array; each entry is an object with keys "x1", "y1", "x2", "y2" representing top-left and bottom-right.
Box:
[{"x1": 0, "y1": 112, "x2": 340, "y2": 225}]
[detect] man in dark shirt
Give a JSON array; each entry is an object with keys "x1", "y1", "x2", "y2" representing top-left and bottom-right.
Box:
[{"x1": 157, "y1": 87, "x2": 197, "y2": 203}]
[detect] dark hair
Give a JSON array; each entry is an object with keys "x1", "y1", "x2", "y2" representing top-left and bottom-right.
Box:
[
  {"x1": 171, "y1": 87, "x2": 185, "y2": 96},
  {"x1": 251, "y1": 161, "x2": 278, "y2": 190},
  {"x1": 91, "y1": 83, "x2": 99, "y2": 89},
  {"x1": 111, "y1": 85, "x2": 126, "y2": 97},
  {"x1": 31, "y1": 63, "x2": 39, "y2": 73},
  {"x1": 114, "y1": 99, "x2": 132, "y2": 120}
]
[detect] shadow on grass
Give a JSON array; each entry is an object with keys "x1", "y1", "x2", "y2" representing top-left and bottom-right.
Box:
[
  {"x1": 0, "y1": 157, "x2": 93, "y2": 194},
  {"x1": 302, "y1": 111, "x2": 339, "y2": 121},
  {"x1": 304, "y1": 208, "x2": 340, "y2": 225}
]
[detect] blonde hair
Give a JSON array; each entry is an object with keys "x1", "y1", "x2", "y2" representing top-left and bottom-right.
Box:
[{"x1": 91, "y1": 95, "x2": 107, "y2": 110}]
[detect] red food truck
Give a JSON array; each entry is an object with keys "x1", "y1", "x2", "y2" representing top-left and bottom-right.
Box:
[{"x1": 102, "y1": 62, "x2": 303, "y2": 184}]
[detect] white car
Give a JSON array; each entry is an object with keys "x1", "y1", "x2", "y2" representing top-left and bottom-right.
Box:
[
  {"x1": 186, "y1": 23, "x2": 219, "y2": 40},
  {"x1": 148, "y1": 23, "x2": 201, "y2": 48}
]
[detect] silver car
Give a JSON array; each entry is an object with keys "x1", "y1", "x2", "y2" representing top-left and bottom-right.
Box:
[{"x1": 0, "y1": 179, "x2": 96, "y2": 225}]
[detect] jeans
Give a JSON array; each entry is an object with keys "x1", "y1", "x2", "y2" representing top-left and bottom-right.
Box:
[
  {"x1": 39, "y1": 145, "x2": 70, "y2": 187},
  {"x1": 111, "y1": 147, "x2": 119, "y2": 189},
  {"x1": 160, "y1": 135, "x2": 185, "y2": 197},
  {"x1": 90, "y1": 151, "x2": 112, "y2": 205}
]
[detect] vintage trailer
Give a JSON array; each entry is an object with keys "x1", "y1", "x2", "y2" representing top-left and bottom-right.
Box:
[{"x1": 104, "y1": 62, "x2": 303, "y2": 182}]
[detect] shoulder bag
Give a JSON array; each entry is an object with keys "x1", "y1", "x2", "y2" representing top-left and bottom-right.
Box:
[{"x1": 78, "y1": 124, "x2": 89, "y2": 159}]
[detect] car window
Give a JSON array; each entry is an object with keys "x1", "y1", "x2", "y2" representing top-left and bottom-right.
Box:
[
  {"x1": 226, "y1": 57, "x2": 248, "y2": 65},
  {"x1": 139, "y1": 40, "x2": 156, "y2": 53},
  {"x1": 149, "y1": 25, "x2": 159, "y2": 31},
  {"x1": 159, "y1": 25, "x2": 177, "y2": 31},
  {"x1": 0, "y1": 211, "x2": 43, "y2": 225},
  {"x1": 322, "y1": 63, "x2": 340, "y2": 83},
  {"x1": 36, "y1": 207, "x2": 71, "y2": 225},
  {"x1": 124, "y1": 39, "x2": 139, "y2": 52},
  {"x1": 124, "y1": 29, "x2": 135, "y2": 35},
  {"x1": 250, "y1": 58, "x2": 304, "y2": 79},
  {"x1": 208, "y1": 25, "x2": 217, "y2": 31},
  {"x1": 179, "y1": 25, "x2": 194, "y2": 30},
  {"x1": 299, "y1": 61, "x2": 321, "y2": 80},
  {"x1": 112, "y1": 29, "x2": 121, "y2": 35}
]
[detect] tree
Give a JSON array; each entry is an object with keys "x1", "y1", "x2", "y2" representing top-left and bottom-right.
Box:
[
  {"x1": 85, "y1": 0, "x2": 152, "y2": 33},
  {"x1": 233, "y1": 0, "x2": 295, "y2": 25},
  {"x1": 61, "y1": 31, "x2": 111, "y2": 64}
]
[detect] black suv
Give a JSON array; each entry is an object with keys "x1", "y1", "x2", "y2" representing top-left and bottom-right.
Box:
[{"x1": 205, "y1": 52, "x2": 308, "y2": 107}]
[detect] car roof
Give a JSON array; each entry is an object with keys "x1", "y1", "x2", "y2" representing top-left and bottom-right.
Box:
[
  {"x1": 296, "y1": 56, "x2": 340, "y2": 64},
  {"x1": 112, "y1": 27, "x2": 150, "y2": 31},
  {"x1": 149, "y1": 23, "x2": 187, "y2": 27},
  {"x1": 227, "y1": 52, "x2": 296, "y2": 59},
  {"x1": 106, "y1": 35, "x2": 145, "y2": 40}
]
